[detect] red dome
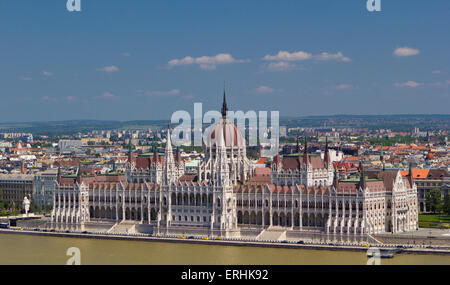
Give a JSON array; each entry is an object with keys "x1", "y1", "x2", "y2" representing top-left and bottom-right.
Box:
[
  {"x1": 426, "y1": 152, "x2": 434, "y2": 160},
  {"x1": 207, "y1": 119, "x2": 245, "y2": 147}
]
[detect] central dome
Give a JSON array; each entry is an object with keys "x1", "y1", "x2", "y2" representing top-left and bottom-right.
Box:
[{"x1": 208, "y1": 118, "x2": 245, "y2": 148}]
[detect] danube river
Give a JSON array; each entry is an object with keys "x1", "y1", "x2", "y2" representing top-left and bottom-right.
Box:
[{"x1": 1, "y1": 233, "x2": 449, "y2": 265}]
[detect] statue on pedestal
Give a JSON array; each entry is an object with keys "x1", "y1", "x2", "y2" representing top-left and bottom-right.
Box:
[{"x1": 22, "y1": 196, "x2": 31, "y2": 216}]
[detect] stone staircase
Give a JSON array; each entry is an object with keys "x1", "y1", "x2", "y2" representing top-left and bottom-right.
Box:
[
  {"x1": 256, "y1": 226, "x2": 287, "y2": 241},
  {"x1": 108, "y1": 221, "x2": 137, "y2": 234}
]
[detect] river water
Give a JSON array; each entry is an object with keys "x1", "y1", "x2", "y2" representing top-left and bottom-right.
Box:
[{"x1": 0, "y1": 233, "x2": 449, "y2": 265}]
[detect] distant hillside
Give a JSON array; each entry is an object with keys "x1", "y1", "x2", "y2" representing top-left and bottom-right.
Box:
[{"x1": 0, "y1": 114, "x2": 448, "y2": 136}]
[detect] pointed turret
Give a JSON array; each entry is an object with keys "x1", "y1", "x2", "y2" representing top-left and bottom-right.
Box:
[
  {"x1": 333, "y1": 167, "x2": 339, "y2": 189},
  {"x1": 127, "y1": 139, "x2": 133, "y2": 163},
  {"x1": 151, "y1": 142, "x2": 160, "y2": 164},
  {"x1": 57, "y1": 167, "x2": 62, "y2": 185},
  {"x1": 163, "y1": 126, "x2": 176, "y2": 184},
  {"x1": 175, "y1": 148, "x2": 182, "y2": 164},
  {"x1": 221, "y1": 89, "x2": 228, "y2": 119},
  {"x1": 216, "y1": 127, "x2": 230, "y2": 186},
  {"x1": 76, "y1": 163, "x2": 82, "y2": 184},
  {"x1": 323, "y1": 136, "x2": 330, "y2": 165},
  {"x1": 359, "y1": 161, "x2": 366, "y2": 190},
  {"x1": 273, "y1": 153, "x2": 281, "y2": 165},
  {"x1": 408, "y1": 163, "x2": 414, "y2": 187},
  {"x1": 303, "y1": 136, "x2": 309, "y2": 164},
  {"x1": 165, "y1": 126, "x2": 174, "y2": 165}
]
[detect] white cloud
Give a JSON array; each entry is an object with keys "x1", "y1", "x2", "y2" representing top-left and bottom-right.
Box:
[
  {"x1": 266, "y1": 61, "x2": 297, "y2": 71},
  {"x1": 252, "y1": 85, "x2": 275, "y2": 94},
  {"x1": 122, "y1": 52, "x2": 131, "y2": 57},
  {"x1": 42, "y1": 71, "x2": 53, "y2": 77},
  {"x1": 263, "y1": 50, "x2": 351, "y2": 62},
  {"x1": 263, "y1": 51, "x2": 312, "y2": 61},
  {"x1": 394, "y1": 81, "x2": 422, "y2": 88},
  {"x1": 315, "y1": 52, "x2": 351, "y2": 62},
  {"x1": 394, "y1": 47, "x2": 420, "y2": 57},
  {"x1": 97, "y1": 65, "x2": 119, "y2": 72},
  {"x1": 432, "y1": 70, "x2": 441, "y2": 74},
  {"x1": 21, "y1": 77, "x2": 32, "y2": 81},
  {"x1": 168, "y1": 53, "x2": 247, "y2": 70}
]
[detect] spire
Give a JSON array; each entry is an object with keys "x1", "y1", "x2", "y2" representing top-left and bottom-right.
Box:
[
  {"x1": 303, "y1": 136, "x2": 309, "y2": 164},
  {"x1": 273, "y1": 153, "x2": 281, "y2": 165},
  {"x1": 333, "y1": 167, "x2": 339, "y2": 189},
  {"x1": 216, "y1": 127, "x2": 229, "y2": 186},
  {"x1": 324, "y1": 136, "x2": 330, "y2": 165},
  {"x1": 57, "y1": 167, "x2": 61, "y2": 184},
  {"x1": 408, "y1": 163, "x2": 414, "y2": 186},
  {"x1": 380, "y1": 144, "x2": 385, "y2": 170},
  {"x1": 221, "y1": 89, "x2": 228, "y2": 119},
  {"x1": 165, "y1": 126, "x2": 174, "y2": 165},
  {"x1": 175, "y1": 148, "x2": 182, "y2": 164},
  {"x1": 76, "y1": 163, "x2": 82, "y2": 184},
  {"x1": 151, "y1": 142, "x2": 159, "y2": 163},
  {"x1": 127, "y1": 139, "x2": 133, "y2": 163},
  {"x1": 359, "y1": 160, "x2": 366, "y2": 190}
]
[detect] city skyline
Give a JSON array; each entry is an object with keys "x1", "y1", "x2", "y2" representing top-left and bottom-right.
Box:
[{"x1": 0, "y1": 1, "x2": 449, "y2": 122}]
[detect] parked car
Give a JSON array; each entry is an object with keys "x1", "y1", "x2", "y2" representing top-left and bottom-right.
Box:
[{"x1": 296, "y1": 240, "x2": 304, "y2": 244}]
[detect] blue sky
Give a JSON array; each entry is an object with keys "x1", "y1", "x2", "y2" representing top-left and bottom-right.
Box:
[{"x1": 0, "y1": 0, "x2": 449, "y2": 121}]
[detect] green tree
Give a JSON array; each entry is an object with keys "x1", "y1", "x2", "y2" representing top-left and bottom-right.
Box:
[
  {"x1": 246, "y1": 149, "x2": 259, "y2": 160},
  {"x1": 444, "y1": 195, "x2": 450, "y2": 216},
  {"x1": 426, "y1": 189, "x2": 443, "y2": 214}
]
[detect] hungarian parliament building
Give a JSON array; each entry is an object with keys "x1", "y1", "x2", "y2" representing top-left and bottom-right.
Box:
[{"x1": 51, "y1": 94, "x2": 419, "y2": 241}]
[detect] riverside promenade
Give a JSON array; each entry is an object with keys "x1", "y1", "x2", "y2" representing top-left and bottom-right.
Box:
[{"x1": 1, "y1": 227, "x2": 449, "y2": 256}]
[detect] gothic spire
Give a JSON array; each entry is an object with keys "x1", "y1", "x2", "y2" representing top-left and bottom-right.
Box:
[
  {"x1": 333, "y1": 167, "x2": 339, "y2": 189},
  {"x1": 408, "y1": 162, "x2": 414, "y2": 186},
  {"x1": 324, "y1": 136, "x2": 330, "y2": 165},
  {"x1": 128, "y1": 139, "x2": 133, "y2": 163},
  {"x1": 359, "y1": 160, "x2": 366, "y2": 190},
  {"x1": 303, "y1": 136, "x2": 309, "y2": 164},
  {"x1": 164, "y1": 126, "x2": 174, "y2": 166},
  {"x1": 76, "y1": 163, "x2": 82, "y2": 184},
  {"x1": 221, "y1": 89, "x2": 228, "y2": 118}
]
